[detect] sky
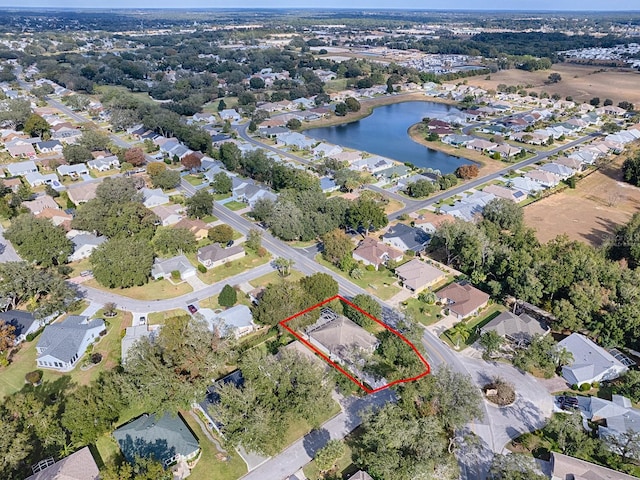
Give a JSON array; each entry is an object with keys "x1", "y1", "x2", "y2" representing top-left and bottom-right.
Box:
[{"x1": 0, "y1": 1, "x2": 638, "y2": 10}]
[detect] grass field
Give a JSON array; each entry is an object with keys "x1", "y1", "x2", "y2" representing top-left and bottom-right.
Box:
[
  {"x1": 440, "y1": 304, "x2": 505, "y2": 350},
  {"x1": 84, "y1": 277, "x2": 193, "y2": 301},
  {"x1": 224, "y1": 200, "x2": 248, "y2": 211},
  {"x1": 147, "y1": 308, "x2": 187, "y2": 325},
  {"x1": 94, "y1": 85, "x2": 157, "y2": 105},
  {"x1": 249, "y1": 269, "x2": 305, "y2": 288},
  {"x1": 189, "y1": 250, "x2": 271, "y2": 285},
  {"x1": 463, "y1": 63, "x2": 640, "y2": 106},
  {"x1": 524, "y1": 149, "x2": 640, "y2": 247},
  {"x1": 402, "y1": 298, "x2": 444, "y2": 327}
]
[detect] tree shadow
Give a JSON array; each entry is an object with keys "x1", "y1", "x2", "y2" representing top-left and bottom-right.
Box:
[
  {"x1": 302, "y1": 427, "x2": 330, "y2": 458},
  {"x1": 117, "y1": 435, "x2": 176, "y2": 466}
]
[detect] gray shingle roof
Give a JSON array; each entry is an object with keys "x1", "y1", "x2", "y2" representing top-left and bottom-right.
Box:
[
  {"x1": 0, "y1": 310, "x2": 37, "y2": 338},
  {"x1": 37, "y1": 315, "x2": 105, "y2": 363},
  {"x1": 113, "y1": 412, "x2": 199, "y2": 465}
]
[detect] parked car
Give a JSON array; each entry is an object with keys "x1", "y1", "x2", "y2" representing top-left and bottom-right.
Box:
[
  {"x1": 187, "y1": 304, "x2": 198, "y2": 314},
  {"x1": 226, "y1": 240, "x2": 234, "y2": 247},
  {"x1": 558, "y1": 395, "x2": 579, "y2": 410},
  {"x1": 139, "y1": 316, "x2": 146, "y2": 325}
]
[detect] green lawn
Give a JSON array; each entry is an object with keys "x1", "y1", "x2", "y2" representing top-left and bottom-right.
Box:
[
  {"x1": 224, "y1": 201, "x2": 247, "y2": 211},
  {"x1": 148, "y1": 308, "x2": 187, "y2": 325},
  {"x1": 189, "y1": 250, "x2": 271, "y2": 285},
  {"x1": 0, "y1": 311, "x2": 131, "y2": 399},
  {"x1": 185, "y1": 174, "x2": 204, "y2": 186},
  {"x1": 281, "y1": 401, "x2": 342, "y2": 450},
  {"x1": 201, "y1": 214, "x2": 219, "y2": 224},
  {"x1": 213, "y1": 193, "x2": 232, "y2": 201},
  {"x1": 250, "y1": 269, "x2": 305, "y2": 288},
  {"x1": 402, "y1": 298, "x2": 444, "y2": 326},
  {"x1": 68, "y1": 258, "x2": 92, "y2": 277},
  {"x1": 315, "y1": 255, "x2": 402, "y2": 301},
  {"x1": 440, "y1": 304, "x2": 506, "y2": 350},
  {"x1": 181, "y1": 410, "x2": 248, "y2": 480},
  {"x1": 83, "y1": 278, "x2": 193, "y2": 301}
]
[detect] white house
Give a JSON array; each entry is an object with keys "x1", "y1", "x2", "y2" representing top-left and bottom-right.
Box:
[
  {"x1": 150, "y1": 255, "x2": 196, "y2": 281},
  {"x1": 200, "y1": 304, "x2": 256, "y2": 338},
  {"x1": 141, "y1": 188, "x2": 170, "y2": 208},
  {"x1": 558, "y1": 333, "x2": 628, "y2": 386},
  {"x1": 67, "y1": 231, "x2": 107, "y2": 262},
  {"x1": 219, "y1": 109, "x2": 241, "y2": 123},
  {"x1": 6, "y1": 160, "x2": 37, "y2": 177},
  {"x1": 36, "y1": 315, "x2": 105, "y2": 372},
  {"x1": 87, "y1": 156, "x2": 120, "y2": 172},
  {"x1": 57, "y1": 164, "x2": 89, "y2": 177}
]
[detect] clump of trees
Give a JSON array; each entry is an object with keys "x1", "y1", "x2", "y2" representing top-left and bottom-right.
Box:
[{"x1": 404, "y1": 174, "x2": 458, "y2": 198}]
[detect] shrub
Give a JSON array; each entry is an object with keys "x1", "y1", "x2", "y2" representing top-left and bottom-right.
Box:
[
  {"x1": 579, "y1": 382, "x2": 592, "y2": 391},
  {"x1": 25, "y1": 370, "x2": 43, "y2": 385},
  {"x1": 219, "y1": 284, "x2": 237, "y2": 307},
  {"x1": 365, "y1": 264, "x2": 376, "y2": 271},
  {"x1": 591, "y1": 381, "x2": 600, "y2": 389},
  {"x1": 197, "y1": 264, "x2": 207, "y2": 273},
  {"x1": 257, "y1": 246, "x2": 268, "y2": 257},
  {"x1": 571, "y1": 384, "x2": 579, "y2": 391},
  {"x1": 171, "y1": 270, "x2": 181, "y2": 280},
  {"x1": 26, "y1": 328, "x2": 43, "y2": 342},
  {"x1": 91, "y1": 353, "x2": 102, "y2": 364}
]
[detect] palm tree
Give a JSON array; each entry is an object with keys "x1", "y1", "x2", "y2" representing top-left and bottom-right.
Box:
[
  {"x1": 450, "y1": 323, "x2": 470, "y2": 349},
  {"x1": 553, "y1": 346, "x2": 574, "y2": 368},
  {"x1": 273, "y1": 257, "x2": 294, "y2": 277}
]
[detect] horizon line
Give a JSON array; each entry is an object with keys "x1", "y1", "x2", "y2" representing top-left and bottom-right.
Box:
[{"x1": 0, "y1": 7, "x2": 639, "y2": 12}]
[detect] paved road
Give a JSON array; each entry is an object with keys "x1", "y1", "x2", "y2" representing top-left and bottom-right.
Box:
[
  {"x1": 235, "y1": 122, "x2": 313, "y2": 166},
  {"x1": 241, "y1": 389, "x2": 395, "y2": 480}
]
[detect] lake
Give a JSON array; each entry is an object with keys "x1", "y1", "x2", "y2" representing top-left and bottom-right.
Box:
[{"x1": 306, "y1": 101, "x2": 471, "y2": 174}]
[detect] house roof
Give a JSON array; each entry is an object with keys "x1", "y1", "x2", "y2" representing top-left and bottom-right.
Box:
[
  {"x1": 37, "y1": 315, "x2": 105, "y2": 364},
  {"x1": 435, "y1": 282, "x2": 490, "y2": 318},
  {"x1": 197, "y1": 244, "x2": 244, "y2": 263},
  {"x1": 113, "y1": 412, "x2": 199, "y2": 465},
  {"x1": 309, "y1": 314, "x2": 378, "y2": 354},
  {"x1": 23, "y1": 195, "x2": 60, "y2": 214},
  {"x1": 151, "y1": 204, "x2": 183, "y2": 222},
  {"x1": 482, "y1": 184, "x2": 526, "y2": 202},
  {"x1": 201, "y1": 304, "x2": 254, "y2": 335},
  {"x1": 482, "y1": 311, "x2": 548, "y2": 343},
  {"x1": 558, "y1": 333, "x2": 627, "y2": 385},
  {"x1": 121, "y1": 325, "x2": 156, "y2": 364},
  {"x1": 348, "y1": 471, "x2": 374, "y2": 480},
  {"x1": 395, "y1": 259, "x2": 446, "y2": 291},
  {"x1": 0, "y1": 310, "x2": 37, "y2": 339},
  {"x1": 353, "y1": 237, "x2": 403, "y2": 267},
  {"x1": 25, "y1": 446, "x2": 99, "y2": 480},
  {"x1": 175, "y1": 218, "x2": 208, "y2": 234},
  {"x1": 551, "y1": 452, "x2": 638, "y2": 480},
  {"x1": 71, "y1": 233, "x2": 106, "y2": 251},
  {"x1": 151, "y1": 255, "x2": 195, "y2": 278},
  {"x1": 66, "y1": 182, "x2": 99, "y2": 203},
  {"x1": 382, "y1": 223, "x2": 431, "y2": 252}
]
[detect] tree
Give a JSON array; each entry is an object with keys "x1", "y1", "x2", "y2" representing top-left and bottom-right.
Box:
[
  {"x1": 208, "y1": 224, "x2": 234, "y2": 244},
  {"x1": 251, "y1": 197, "x2": 275, "y2": 223},
  {"x1": 79, "y1": 129, "x2": 110, "y2": 152},
  {"x1": 274, "y1": 257, "x2": 294, "y2": 277},
  {"x1": 450, "y1": 322, "x2": 470, "y2": 349},
  {"x1": 217, "y1": 99, "x2": 227, "y2": 111},
  {"x1": 211, "y1": 172, "x2": 232, "y2": 194},
  {"x1": 489, "y1": 453, "x2": 547, "y2": 480},
  {"x1": 124, "y1": 147, "x2": 146, "y2": 167},
  {"x1": 344, "y1": 294, "x2": 381, "y2": 329},
  {"x1": 246, "y1": 229, "x2": 262, "y2": 252},
  {"x1": 483, "y1": 198, "x2": 524, "y2": 231},
  {"x1": 611, "y1": 370, "x2": 640, "y2": 403},
  {"x1": 479, "y1": 330, "x2": 504, "y2": 359},
  {"x1": 334, "y1": 102, "x2": 348, "y2": 116},
  {"x1": 603, "y1": 98, "x2": 613, "y2": 106},
  {"x1": 152, "y1": 227, "x2": 196, "y2": 255},
  {"x1": 0, "y1": 98, "x2": 32, "y2": 129},
  {"x1": 146, "y1": 162, "x2": 166, "y2": 177},
  {"x1": 218, "y1": 284, "x2": 237, "y2": 307},
  {"x1": 90, "y1": 237, "x2": 155, "y2": 288},
  {"x1": 608, "y1": 429, "x2": 640, "y2": 463},
  {"x1": 547, "y1": 73, "x2": 562, "y2": 84},
  {"x1": 23, "y1": 114, "x2": 51, "y2": 140},
  {"x1": 315, "y1": 439, "x2": 345, "y2": 473},
  {"x1": 286, "y1": 118, "x2": 302, "y2": 130},
  {"x1": 150, "y1": 169, "x2": 180, "y2": 190},
  {"x1": 545, "y1": 413, "x2": 595, "y2": 457},
  {"x1": 405, "y1": 179, "x2": 435, "y2": 198},
  {"x1": 0, "y1": 320, "x2": 16, "y2": 352},
  {"x1": 181, "y1": 152, "x2": 202, "y2": 171},
  {"x1": 322, "y1": 229, "x2": 354, "y2": 266},
  {"x1": 96, "y1": 177, "x2": 141, "y2": 205},
  {"x1": 590, "y1": 97, "x2": 600, "y2": 106},
  {"x1": 344, "y1": 97, "x2": 361, "y2": 112},
  {"x1": 5, "y1": 215, "x2": 73, "y2": 267},
  {"x1": 220, "y1": 142, "x2": 241, "y2": 171},
  {"x1": 619, "y1": 101, "x2": 635, "y2": 111},
  {"x1": 249, "y1": 77, "x2": 265, "y2": 89},
  {"x1": 455, "y1": 164, "x2": 479, "y2": 179},
  {"x1": 100, "y1": 456, "x2": 171, "y2": 480},
  {"x1": 346, "y1": 198, "x2": 388, "y2": 235},
  {"x1": 300, "y1": 273, "x2": 339, "y2": 303},
  {"x1": 252, "y1": 281, "x2": 307, "y2": 326},
  {"x1": 63, "y1": 144, "x2": 92, "y2": 164},
  {"x1": 623, "y1": 153, "x2": 640, "y2": 187},
  {"x1": 186, "y1": 190, "x2": 214, "y2": 219}
]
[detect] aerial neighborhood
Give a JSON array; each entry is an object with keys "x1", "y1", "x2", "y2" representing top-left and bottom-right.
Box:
[{"x1": 1, "y1": 6, "x2": 640, "y2": 480}]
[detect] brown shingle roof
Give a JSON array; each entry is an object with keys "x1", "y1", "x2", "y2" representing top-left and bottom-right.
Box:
[
  {"x1": 309, "y1": 315, "x2": 378, "y2": 354},
  {"x1": 436, "y1": 282, "x2": 489, "y2": 318},
  {"x1": 353, "y1": 237, "x2": 403, "y2": 268},
  {"x1": 197, "y1": 243, "x2": 244, "y2": 263},
  {"x1": 25, "y1": 446, "x2": 99, "y2": 480},
  {"x1": 395, "y1": 259, "x2": 446, "y2": 291}
]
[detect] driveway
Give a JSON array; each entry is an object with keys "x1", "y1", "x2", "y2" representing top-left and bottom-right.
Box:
[{"x1": 0, "y1": 225, "x2": 20, "y2": 262}]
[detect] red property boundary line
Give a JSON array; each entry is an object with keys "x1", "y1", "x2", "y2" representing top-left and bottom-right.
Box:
[{"x1": 279, "y1": 295, "x2": 431, "y2": 394}]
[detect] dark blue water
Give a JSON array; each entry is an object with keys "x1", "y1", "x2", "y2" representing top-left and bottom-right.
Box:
[{"x1": 306, "y1": 101, "x2": 471, "y2": 174}]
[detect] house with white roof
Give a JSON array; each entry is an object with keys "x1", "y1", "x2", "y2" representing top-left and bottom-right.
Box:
[
  {"x1": 141, "y1": 188, "x2": 170, "y2": 208},
  {"x1": 508, "y1": 176, "x2": 546, "y2": 195},
  {"x1": 312, "y1": 142, "x2": 343, "y2": 158},
  {"x1": 219, "y1": 109, "x2": 241, "y2": 123},
  {"x1": 558, "y1": 333, "x2": 628, "y2": 387},
  {"x1": 151, "y1": 255, "x2": 196, "y2": 281},
  {"x1": 539, "y1": 162, "x2": 575, "y2": 180},
  {"x1": 121, "y1": 325, "x2": 157, "y2": 364},
  {"x1": 57, "y1": 164, "x2": 89, "y2": 177},
  {"x1": 524, "y1": 169, "x2": 562, "y2": 188},
  {"x1": 6, "y1": 160, "x2": 37, "y2": 177},
  {"x1": 200, "y1": 304, "x2": 256, "y2": 338},
  {"x1": 482, "y1": 184, "x2": 527, "y2": 203},
  {"x1": 87, "y1": 156, "x2": 120, "y2": 172},
  {"x1": 67, "y1": 231, "x2": 107, "y2": 262},
  {"x1": 36, "y1": 315, "x2": 105, "y2": 372},
  {"x1": 151, "y1": 204, "x2": 184, "y2": 226},
  {"x1": 276, "y1": 132, "x2": 315, "y2": 150},
  {"x1": 24, "y1": 171, "x2": 60, "y2": 188}
]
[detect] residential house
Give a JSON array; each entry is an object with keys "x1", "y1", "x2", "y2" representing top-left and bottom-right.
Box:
[
  {"x1": 22, "y1": 195, "x2": 60, "y2": 215},
  {"x1": 276, "y1": 132, "x2": 315, "y2": 150},
  {"x1": 36, "y1": 140, "x2": 63, "y2": 154},
  {"x1": 352, "y1": 237, "x2": 403, "y2": 270},
  {"x1": 313, "y1": 142, "x2": 343, "y2": 158},
  {"x1": 482, "y1": 184, "x2": 527, "y2": 203},
  {"x1": 197, "y1": 244, "x2": 245, "y2": 269},
  {"x1": 51, "y1": 127, "x2": 82, "y2": 143},
  {"x1": 5, "y1": 160, "x2": 37, "y2": 177},
  {"x1": 151, "y1": 204, "x2": 184, "y2": 226},
  {"x1": 6, "y1": 140, "x2": 36, "y2": 158},
  {"x1": 141, "y1": 188, "x2": 170, "y2": 208},
  {"x1": 395, "y1": 259, "x2": 446, "y2": 293},
  {"x1": 36, "y1": 208, "x2": 73, "y2": 230},
  {"x1": 174, "y1": 218, "x2": 209, "y2": 241},
  {"x1": 524, "y1": 169, "x2": 562, "y2": 188},
  {"x1": 26, "y1": 447, "x2": 99, "y2": 480},
  {"x1": 113, "y1": 412, "x2": 200, "y2": 467},
  {"x1": 36, "y1": 315, "x2": 105, "y2": 372},
  {"x1": 382, "y1": 223, "x2": 431, "y2": 254},
  {"x1": 558, "y1": 333, "x2": 628, "y2": 386},
  {"x1": 151, "y1": 255, "x2": 196, "y2": 281},
  {"x1": 348, "y1": 472, "x2": 374, "y2": 480},
  {"x1": 435, "y1": 282, "x2": 490, "y2": 320},
  {"x1": 0, "y1": 310, "x2": 42, "y2": 344},
  {"x1": 374, "y1": 165, "x2": 411, "y2": 182},
  {"x1": 219, "y1": 109, "x2": 241, "y2": 123},
  {"x1": 412, "y1": 212, "x2": 456, "y2": 235},
  {"x1": 66, "y1": 181, "x2": 99, "y2": 204},
  {"x1": 466, "y1": 138, "x2": 497, "y2": 152},
  {"x1": 539, "y1": 162, "x2": 575, "y2": 180},
  {"x1": 192, "y1": 112, "x2": 216, "y2": 123},
  {"x1": 555, "y1": 156, "x2": 586, "y2": 172},
  {"x1": 3, "y1": 177, "x2": 21, "y2": 192},
  {"x1": 351, "y1": 156, "x2": 394, "y2": 174},
  {"x1": 320, "y1": 177, "x2": 339, "y2": 193},
  {"x1": 509, "y1": 176, "x2": 546, "y2": 195},
  {"x1": 481, "y1": 311, "x2": 549, "y2": 346},
  {"x1": 232, "y1": 180, "x2": 278, "y2": 207},
  {"x1": 582, "y1": 395, "x2": 640, "y2": 460},
  {"x1": 550, "y1": 452, "x2": 638, "y2": 480},
  {"x1": 489, "y1": 144, "x2": 522, "y2": 159},
  {"x1": 25, "y1": 171, "x2": 60, "y2": 188},
  {"x1": 307, "y1": 311, "x2": 379, "y2": 363},
  {"x1": 201, "y1": 304, "x2": 256, "y2": 338},
  {"x1": 57, "y1": 164, "x2": 89, "y2": 178},
  {"x1": 121, "y1": 325, "x2": 157, "y2": 364},
  {"x1": 67, "y1": 231, "x2": 107, "y2": 262},
  {"x1": 442, "y1": 134, "x2": 474, "y2": 146},
  {"x1": 87, "y1": 156, "x2": 120, "y2": 172}
]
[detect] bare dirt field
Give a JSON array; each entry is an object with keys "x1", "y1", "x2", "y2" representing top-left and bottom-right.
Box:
[
  {"x1": 464, "y1": 64, "x2": 640, "y2": 106},
  {"x1": 524, "y1": 149, "x2": 640, "y2": 247}
]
